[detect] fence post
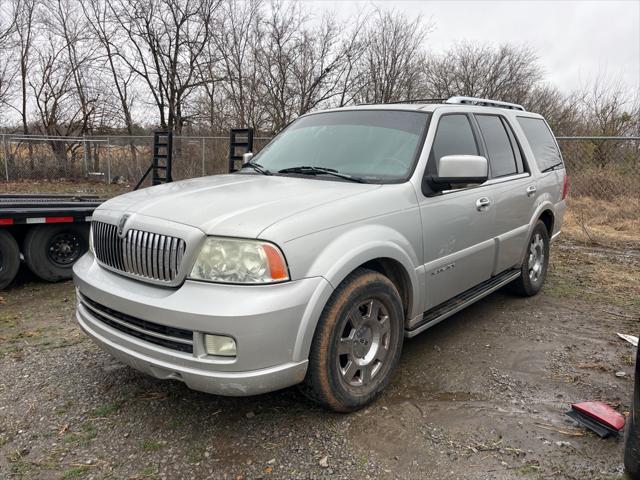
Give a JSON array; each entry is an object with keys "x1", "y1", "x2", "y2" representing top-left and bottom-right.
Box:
[
  {"x1": 201, "y1": 138, "x2": 205, "y2": 176},
  {"x1": 82, "y1": 134, "x2": 88, "y2": 176},
  {"x1": 107, "y1": 138, "x2": 111, "y2": 184},
  {"x1": 2, "y1": 134, "x2": 9, "y2": 181}
]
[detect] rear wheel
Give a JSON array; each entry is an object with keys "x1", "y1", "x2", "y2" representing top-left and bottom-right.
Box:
[
  {"x1": 303, "y1": 268, "x2": 404, "y2": 412},
  {"x1": 509, "y1": 221, "x2": 550, "y2": 297},
  {"x1": 0, "y1": 230, "x2": 20, "y2": 290},
  {"x1": 23, "y1": 224, "x2": 89, "y2": 282}
]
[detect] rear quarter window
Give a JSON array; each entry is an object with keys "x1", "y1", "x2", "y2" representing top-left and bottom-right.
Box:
[{"x1": 517, "y1": 117, "x2": 563, "y2": 171}]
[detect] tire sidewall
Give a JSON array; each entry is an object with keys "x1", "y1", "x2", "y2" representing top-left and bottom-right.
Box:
[
  {"x1": 311, "y1": 270, "x2": 404, "y2": 411},
  {"x1": 0, "y1": 230, "x2": 20, "y2": 289},
  {"x1": 520, "y1": 222, "x2": 550, "y2": 295},
  {"x1": 24, "y1": 224, "x2": 89, "y2": 282}
]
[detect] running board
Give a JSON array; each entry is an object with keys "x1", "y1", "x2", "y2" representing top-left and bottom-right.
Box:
[{"x1": 405, "y1": 269, "x2": 521, "y2": 338}]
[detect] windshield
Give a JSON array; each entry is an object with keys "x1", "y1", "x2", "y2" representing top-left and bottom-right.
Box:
[{"x1": 251, "y1": 110, "x2": 430, "y2": 183}]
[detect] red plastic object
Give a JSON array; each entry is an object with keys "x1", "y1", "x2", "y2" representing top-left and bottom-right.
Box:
[{"x1": 571, "y1": 401, "x2": 625, "y2": 431}]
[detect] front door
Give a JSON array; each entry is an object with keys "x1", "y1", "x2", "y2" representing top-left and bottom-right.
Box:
[{"x1": 417, "y1": 112, "x2": 497, "y2": 309}]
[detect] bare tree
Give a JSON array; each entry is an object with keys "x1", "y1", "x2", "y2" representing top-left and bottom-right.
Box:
[
  {"x1": 425, "y1": 43, "x2": 543, "y2": 104},
  {"x1": 356, "y1": 9, "x2": 432, "y2": 104},
  {"x1": 29, "y1": 31, "x2": 86, "y2": 171},
  {"x1": 524, "y1": 84, "x2": 581, "y2": 136},
  {"x1": 83, "y1": 0, "x2": 140, "y2": 163},
  {"x1": 0, "y1": 0, "x2": 18, "y2": 117},
  {"x1": 578, "y1": 75, "x2": 639, "y2": 167},
  {"x1": 110, "y1": 0, "x2": 221, "y2": 135},
  {"x1": 11, "y1": 0, "x2": 36, "y2": 136},
  {"x1": 212, "y1": 0, "x2": 263, "y2": 130},
  {"x1": 46, "y1": 0, "x2": 102, "y2": 136}
]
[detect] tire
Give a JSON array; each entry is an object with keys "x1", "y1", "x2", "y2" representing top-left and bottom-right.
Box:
[
  {"x1": 509, "y1": 220, "x2": 550, "y2": 297},
  {"x1": 303, "y1": 268, "x2": 404, "y2": 412},
  {"x1": 625, "y1": 342, "x2": 640, "y2": 479},
  {"x1": 0, "y1": 230, "x2": 20, "y2": 290},
  {"x1": 23, "y1": 224, "x2": 89, "y2": 282}
]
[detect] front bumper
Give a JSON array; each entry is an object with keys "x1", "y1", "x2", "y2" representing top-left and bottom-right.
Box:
[{"x1": 73, "y1": 254, "x2": 329, "y2": 396}]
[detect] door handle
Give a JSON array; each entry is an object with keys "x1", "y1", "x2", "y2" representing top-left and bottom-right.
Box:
[
  {"x1": 476, "y1": 197, "x2": 491, "y2": 211},
  {"x1": 526, "y1": 184, "x2": 537, "y2": 196}
]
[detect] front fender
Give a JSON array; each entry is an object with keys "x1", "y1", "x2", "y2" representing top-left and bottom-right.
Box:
[{"x1": 286, "y1": 223, "x2": 424, "y2": 362}]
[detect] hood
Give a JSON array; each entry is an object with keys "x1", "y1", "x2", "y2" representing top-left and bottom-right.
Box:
[{"x1": 98, "y1": 174, "x2": 381, "y2": 239}]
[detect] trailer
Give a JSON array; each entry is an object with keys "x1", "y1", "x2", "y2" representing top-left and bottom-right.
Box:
[
  {"x1": 0, "y1": 129, "x2": 255, "y2": 290},
  {"x1": 0, "y1": 194, "x2": 103, "y2": 289}
]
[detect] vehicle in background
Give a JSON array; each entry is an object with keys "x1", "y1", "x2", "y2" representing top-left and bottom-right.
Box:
[
  {"x1": 625, "y1": 340, "x2": 640, "y2": 478},
  {"x1": 73, "y1": 96, "x2": 568, "y2": 411}
]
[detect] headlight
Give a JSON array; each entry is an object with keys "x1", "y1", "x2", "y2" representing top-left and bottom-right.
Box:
[
  {"x1": 189, "y1": 237, "x2": 289, "y2": 284},
  {"x1": 89, "y1": 224, "x2": 94, "y2": 254}
]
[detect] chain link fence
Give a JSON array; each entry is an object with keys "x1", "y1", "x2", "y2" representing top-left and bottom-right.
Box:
[
  {"x1": 0, "y1": 134, "x2": 273, "y2": 187},
  {"x1": 1, "y1": 134, "x2": 638, "y2": 200}
]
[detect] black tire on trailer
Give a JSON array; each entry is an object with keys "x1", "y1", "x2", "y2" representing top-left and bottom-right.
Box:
[
  {"x1": 0, "y1": 230, "x2": 21, "y2": 290},
  {"x1": 23, "y1": 224, "x2": 89, "y2": 282}
]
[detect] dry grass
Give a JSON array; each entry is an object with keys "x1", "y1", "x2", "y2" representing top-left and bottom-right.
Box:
[
  {"x1": 1, "y1": 179, "x2": 131, "y2": 197},
  {"x1": 563, "y1": 196, "x2": 640, "y2": 249},
  {"x1": 547, "y1": 242, "x2": 640, "y2": 311}
]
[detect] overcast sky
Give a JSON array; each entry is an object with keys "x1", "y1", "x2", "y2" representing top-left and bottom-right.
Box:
[{"x1": 307, "y1": 0, "x2": 640, "y2": 96}]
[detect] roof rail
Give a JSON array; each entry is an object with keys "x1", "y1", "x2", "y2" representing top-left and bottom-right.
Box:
[
  {"x1": 386, "y1": 98, "x2": 447, "y2": 105},
  {"x1": 445, "y1": 96, "x2": 525, "y2": 111}
]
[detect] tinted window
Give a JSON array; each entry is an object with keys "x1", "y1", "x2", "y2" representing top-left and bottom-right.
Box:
[
  {"x1": 517, "y1": 117, "x2": 562, "y2": 171},
  {"x1": 431, "y1": 114, "x2": 478, "y2": 165},
  {"x1": 504, "y1": 119, "x2": 525, "y2": 172},
  {"x1": 253, "y1": 110, "x2": 429, "y2": 182},
  {"x1": 476, "y1": 115, "x2": 517, "y2": 177}
]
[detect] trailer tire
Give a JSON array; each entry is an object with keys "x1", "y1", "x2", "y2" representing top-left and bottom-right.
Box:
[
  {"x1": 23, "y1": 224, "x2": 89, "y2": 282},
  {"x1": 0, "y1": 230, "x2": 20, "y2": 290}
]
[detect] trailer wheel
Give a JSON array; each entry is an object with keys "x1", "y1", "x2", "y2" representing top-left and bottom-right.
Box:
[
  {"x1": 0, "y1": 230, "x2": 21, "y2": 290},
  {"x1": 23, "y1": 224, "x2": 89, "y2": 282}
]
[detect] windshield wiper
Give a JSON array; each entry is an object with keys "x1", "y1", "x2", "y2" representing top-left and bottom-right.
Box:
[
  {"x1": 240, "y1": 162, "x2": 272, "y2": 175},
  {"x1": 278, "y1": 166, "x2": 366, "y2": 183},
  {"x1": 540, "y1": 163, "x2": 564, "y2": 173}
]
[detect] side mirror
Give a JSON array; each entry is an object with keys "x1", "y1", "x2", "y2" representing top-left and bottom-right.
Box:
[
  {"x1": 242, "y1": 152, "x2": 254, "y2": 164},
  {"x1": 432, "y1": 155, "x2": 488, "y2": 186}
]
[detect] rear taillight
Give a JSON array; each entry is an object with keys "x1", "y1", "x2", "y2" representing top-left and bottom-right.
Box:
[{"x1": 562, "y1": 173, "x2": 569, "y2": 200}]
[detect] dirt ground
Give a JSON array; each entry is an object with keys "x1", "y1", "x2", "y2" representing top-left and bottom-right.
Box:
[{"x1": 0, "y1": 238, "x2": 638, "y2": 480}]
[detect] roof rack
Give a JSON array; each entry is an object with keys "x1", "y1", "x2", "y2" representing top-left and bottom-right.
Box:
[
  {"x1": 386, "y1": 98, "x2": 447, "y2": 105},
  {"x1": 445, "y1": 96, "x2": 525, "y2": 111}
]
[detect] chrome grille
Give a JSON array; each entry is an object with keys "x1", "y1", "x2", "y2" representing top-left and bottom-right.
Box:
[{"x1": 93, "y1": 221, "x2": 186, "y2": 282}]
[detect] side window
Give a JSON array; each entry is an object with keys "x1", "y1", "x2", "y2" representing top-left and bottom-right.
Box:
[
  {"x1": 475, "y1": 115, "x2": 517, "y2": 178},
  {"x1": 517, "y1": 117, "x2": 563, "y2": 171},
  {"x1": 431, "y1": 114, "x2": 479, "y2": 167},
  {"x1": 503, "y1": 118, "x2": 525, "y2": 173}
]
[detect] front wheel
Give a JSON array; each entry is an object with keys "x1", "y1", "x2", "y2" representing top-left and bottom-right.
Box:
[
  {"x1": 303, "y1": 268, "x2": 404, "y2": 412},
  {"x1": 509, "y1": 220, "x2": 550, "y2": 297}
]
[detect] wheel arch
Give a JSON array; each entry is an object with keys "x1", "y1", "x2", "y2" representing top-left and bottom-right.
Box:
[
  {"x1": 289, "y1": 225, "x2": 423, "y2": 363},
  {"x1": 538, "y1": 209, "x2": 554, "y2": 237}
]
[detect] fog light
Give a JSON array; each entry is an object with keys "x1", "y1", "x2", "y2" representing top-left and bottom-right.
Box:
[{"x1": 204, "y1": 334, "x2": 236, "y2": 357}]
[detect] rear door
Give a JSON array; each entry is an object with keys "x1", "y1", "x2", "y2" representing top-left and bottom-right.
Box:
[
  {"x1": 417, "y1": 111, "x2": 496, "y2": 309},
  {"x1": 472, "y1": 113, "x2": 536, "y2": 274}
]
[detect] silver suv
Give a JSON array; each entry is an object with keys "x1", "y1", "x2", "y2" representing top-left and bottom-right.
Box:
[{"x1": 73, "y1": 96, "x2": 567, "y2": 412}]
